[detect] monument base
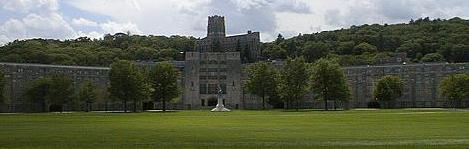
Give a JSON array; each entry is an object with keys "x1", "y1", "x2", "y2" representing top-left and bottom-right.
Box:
[{"x1": 211, "y1": 104, "x2": 230, "y2": 112}]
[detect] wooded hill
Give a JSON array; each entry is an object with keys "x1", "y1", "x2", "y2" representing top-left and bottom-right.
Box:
[{"x1": 1, "y1": 17, "x2": 469, "y2": 66}]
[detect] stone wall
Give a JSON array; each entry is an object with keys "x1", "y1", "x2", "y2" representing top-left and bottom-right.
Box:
[{"x1": 0, "y1": 62, "x2": 109, "y2": 112}]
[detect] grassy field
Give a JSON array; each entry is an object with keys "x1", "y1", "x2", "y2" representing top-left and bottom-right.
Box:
[{"x1": 1, "y1": 109, "x2": 469, "y2": 148}]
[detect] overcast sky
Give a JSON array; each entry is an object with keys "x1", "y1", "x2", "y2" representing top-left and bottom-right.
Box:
[{"x1": 1, "y1": 0, "x2": 469, "y2": 44}]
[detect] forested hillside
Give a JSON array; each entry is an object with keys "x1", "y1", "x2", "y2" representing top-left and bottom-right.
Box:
[
  {"x1": 262, "y1": 17, "x2": 469, "y2": 66},
  {"x1": 1, "y1": 17, "x2": 469, "y2": 66},
  {"x1": 0, "y1": 33, "x2": 196, "y2": 66}
]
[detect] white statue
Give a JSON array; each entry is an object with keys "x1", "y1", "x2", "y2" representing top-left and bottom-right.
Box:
[{"x1": 211, "y1": 87, "x2": 230, "y2": 112}]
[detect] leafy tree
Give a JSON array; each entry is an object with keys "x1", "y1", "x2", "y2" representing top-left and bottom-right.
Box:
[
  {"x1": 109, "y1": 60, "x2": 150, "y2": 112},
  {"x1": 149, "y1": 62, "x2": 180, "y2": 112},
  {"x1": 275, "y1": 34, "x2": 285, "y2": 44},
  {"x1": 246, "y1": 61, "x2": 278, "y2": 110},
  {"x1": 337, "y1": 41, "x2": 355, "y2": 55},
  {"x1": 262, "y1": 43, "x2": 287, "y2": 60},
  {"x1": 302, "y1": 41, "x2": 331, "y2": 62},
  {"x1": 374, "y1": 75, "x2": 404, "y2": 108},
  {"x1": 278, "y1": 57, "x2": 309, "y2": 110},
  {"x1": 310, "y1": 58, "x2": 350, "y2": 110},
  {"x1": 25, "y1": 75, "x2": 73, "y2": 112},
  {"x1": 78, "y1": 80, "x2": 98, "y2": 112},
  {"x1": 440, "y1": 73, "x2": 469, "y2": 108},
  {"x1": 353, "y1": 42, "x2": 377, "y2": 54},
  {"x1": 421, "y1": 53, "x2": 444, "y2": 62},
  {"x1": 48, "y1": 75, "x2": 74, "y2": 110}
]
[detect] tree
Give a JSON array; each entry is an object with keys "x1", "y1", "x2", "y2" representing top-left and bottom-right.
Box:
[
  {"x1": 149, "y1": 62, "x2": 180, "y2": 112},
  {"x1": 421, "y1": 53, "x2": 444, "y2": 62},
  {"x1": 25, "y1": 75, "x2": 74, "y2": 112},
  {"x1": 302, "y1": 41, "x2": 331, "y2": 62},
  {"x1": 440, "y1": 73, "x2": 469, "y2": 108},
  {"x1": 353, "y1": 42, "x2": 377, "y2": 55},
  {"x1": 278, "y1": 57, "x2": 309, "y2": 110},
  {"x1": 275, "y1": 34, "x2": 285, "y2": 44},
  {"x1": 373, "y1": 75, "x2": 404, "y2": 108},
  {"x1": 310, "y1": 58, "x2": 350, "y2": 110},
  {"x1": 78, "y1": 80, "x2": 98, "y2": 112},
  {"x1": 246, "y1": 61, "x2": 278, "y2": 110},
  {"x1": 109, "y1": 60, "x2": 150, "y2": 112}
]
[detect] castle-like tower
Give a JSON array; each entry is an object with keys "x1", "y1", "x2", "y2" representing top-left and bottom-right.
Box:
[
  {"x1": 183, "y1": 15, "x2": 260, "y2": 109},
  {"x1": 207, "y1": 15, "x2": 226, "y2": 38}
]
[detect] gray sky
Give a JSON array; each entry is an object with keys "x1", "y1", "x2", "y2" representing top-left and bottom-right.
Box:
[{"x1": 1, "y1": 0, "x2": 469, "y2": 44}]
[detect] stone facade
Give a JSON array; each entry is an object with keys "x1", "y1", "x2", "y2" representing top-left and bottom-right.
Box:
[
  {"x1": 0, "y1": 63, "x2": 109, "y2": 112},
  {"x1": 183, "y1": 16, "x2": 251, "y2": 109},
  {"x1": 1, "y1": 16, "x2": 469, "y2": 112}
]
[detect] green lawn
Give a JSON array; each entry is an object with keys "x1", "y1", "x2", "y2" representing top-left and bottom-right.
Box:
[{"x1": 1, "y1": 109, "x2": 469, "y2": 148}]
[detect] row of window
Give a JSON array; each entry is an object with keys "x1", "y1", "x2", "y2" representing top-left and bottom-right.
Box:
[
  {"x1": 199, "y1": 83, "x2": 227, "y2": 94},
  {"x1": 200, "y1": 60, "x2": 227, "y2": 65},
  {"x1": 199, "y1": 75, "x2": 227, "y2": 80},
  {"x1": 200, "y1": 68, "x2": 227, "y2": 72}
]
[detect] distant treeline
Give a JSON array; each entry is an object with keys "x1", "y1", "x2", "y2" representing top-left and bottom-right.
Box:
[
  {"x1": 262, "y1": 17, "x2": 469, "y2": 65},
  {"x1": 0, "y1": 33, "x2": 197, "y2": 66},
  {"x1": 2, "y1": 17, "x2": 469, "y2": 66}
]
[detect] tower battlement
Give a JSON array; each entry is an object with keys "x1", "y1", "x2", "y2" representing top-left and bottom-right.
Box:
[{"x1": 207, "y1": 15, "x2": 226, "y2": 37}]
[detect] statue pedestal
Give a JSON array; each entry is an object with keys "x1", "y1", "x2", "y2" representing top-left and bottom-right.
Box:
[
  {"x1": 211, "y1": 97, "x2": 230, "y2": 112},
  {"x1": 211, "y1": 104, "x2": 230, "y2": 112}
]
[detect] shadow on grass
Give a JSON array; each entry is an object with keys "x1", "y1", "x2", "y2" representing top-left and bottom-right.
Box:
[{"x1": 281, "y1": 109, "x2": 347, "y2": 112}]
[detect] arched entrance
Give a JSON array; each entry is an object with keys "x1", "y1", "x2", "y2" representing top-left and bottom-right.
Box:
[
  {"x1": 208, "y1": 96, "x2": 217, "y2": 107},
  {"x1": 49, "y1": 104, "x2": 63, "y2": 112}
]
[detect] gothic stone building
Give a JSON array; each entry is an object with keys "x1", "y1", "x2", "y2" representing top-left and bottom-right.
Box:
[
  {"x1": 183, "y1": 15, "x2": 260, "y2": 109},
  {"x1": 1, "y1": 16, "x2": 469, "y2": 112}
]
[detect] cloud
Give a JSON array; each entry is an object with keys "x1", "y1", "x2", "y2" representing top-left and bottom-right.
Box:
[
  {"x1": 0, "y1": 0, "x2": 58, "y2": 13},
  {"x1": 2, "y1": 0, "x2": 469, "y2": 44},
  {"x1": 71, "y1": 18, "x2": 98, "y2": 27},
  {"x1": 65, "y1": 0, "x2": 312, "y2": 41},
  {"x1": 100, "y1": 21, "x2": 142, "y2": 34},
  {"x1": 0, "y1": 12, "x2": 76, "y2": 44},
  {"x1": 324, "y1": 0, "x2": 469, "y2": 28}
]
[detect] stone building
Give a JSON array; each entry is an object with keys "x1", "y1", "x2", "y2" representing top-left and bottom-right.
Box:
[
  {"x1": 183, "y1": 15, "x2": 259, "y2": 109},
  {"x1": 0, "y1": 63, "x2": 109, "y2": 112},
  {"x1": 1, "y1": 16, "x2": 469, "y2": 112}
]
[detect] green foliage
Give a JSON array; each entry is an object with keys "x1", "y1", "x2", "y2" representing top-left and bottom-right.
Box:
[
  {"x1": 353, "y1": 42, "x2": 377, "y2": 54},
  {"x1": 149, "y1": 62, "x2": 180, "y2": 112},
  {"x1": 302, "y1": 41, "x2": 331, "y2": 62},
  {"x1": 310, "y1": 58, "x2": 350, "y2": 110},
  {"x1": 245, "y1": 61, "x2": 278, "y2": 109},
  {"x1": 261, "y1": 43, "x2": 287, "y2": 60},
  {"x1": 440, "y1": 73, "x2": 469, "y2": 108},
  {"x1": 374, "y1": 75, "x2": 404, "y2": 108},
  {"x1": 0, "y1": 34, "x2": 195, "y2": 66},
  {"x1": 109, "y1": 60, "x2": 151, "y2": 112},
  {"x1": 25, "y1": 75, "x2": 74, "y2": 112},
  {"x1": 421, "y1": 53, "x2": 444, "y2": 62},
  {"x1": 278, "y1": 57, "x2": 309, "y2": 110},
  {"x1": 263, "y1": 17, "x2": 469, "y2": 63},
  {"x1": 78, "y1": 80, "x2": 98, "y2": 112}
]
